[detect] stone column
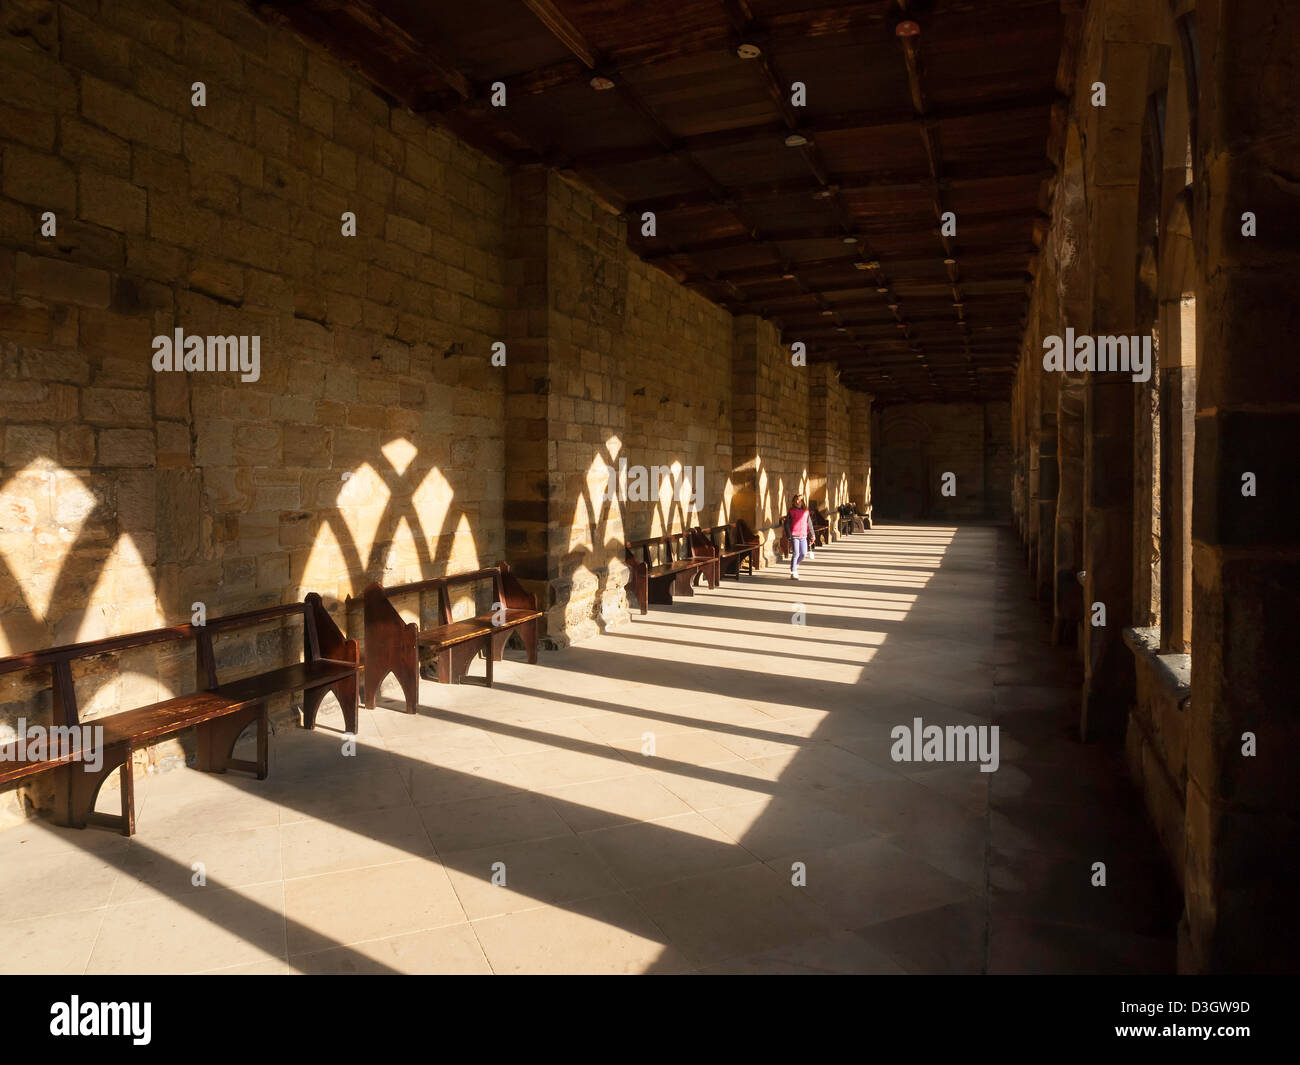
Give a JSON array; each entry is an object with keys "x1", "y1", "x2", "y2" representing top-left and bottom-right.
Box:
[
  {"x1": 1182, "y1": 0, "x2": 1300, "y2": 973},
  {"x1": 1035, "y1": 373, "x2": 1060, "y2": 601},
  {"x1": 1054, "y1": 371, "x2": 1086, "y2": 645},
  {"x1": 807, "y1": 363, "x2": 831, "y2": 515},
  {"x1": 1080, "y1": 278, "x2": 1137, "y2": 738},
  {"x1": 505, "y1": 167, "x2": 630, "y2": 646},
  {"x1": 730, "y1": 315, "x2": 762, "y2": 542},
  {"x1": 849, "y1": 391, "x2": 873, "y2": 524},
  {"x1": 1025, "y1": 347, "x2": 1043, "y2": 576}
]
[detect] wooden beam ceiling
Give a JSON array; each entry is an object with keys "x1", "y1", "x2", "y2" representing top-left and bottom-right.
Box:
[{"x1": 258, "y1": 0, "x2": 1068, "y2": 403}]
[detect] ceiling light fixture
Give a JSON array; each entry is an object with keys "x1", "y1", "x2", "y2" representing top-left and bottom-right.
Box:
[
  {"x1": 589, "y1": 75, "x2": 616, "y2": 91},
  {"x1": 737, "y1": 42, "x2": 763, "y2": 59},
  {"x1": 876, "y1": 286, "x2": 889, "y2": 293},
  {"x1": 784, "y1": 133, "x2": 809, "y2": 147},
  {"x1": 896, "y1": 21, "x2": 921, "y2": 38}
]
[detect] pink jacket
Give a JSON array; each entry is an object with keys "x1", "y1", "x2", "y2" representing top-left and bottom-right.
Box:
[{"x1": 787, "y1": 508, "x2": 813, "y2": 539}]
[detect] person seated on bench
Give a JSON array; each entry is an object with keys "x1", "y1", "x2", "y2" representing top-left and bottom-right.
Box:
[
  {"x1": 847, "y1": 500, "x2": 867, "y2": 534},
  {"x1": 807, "y1": 502, "x2": 831, "y2": 553},
  {"x1": 784, "y1": 494, "x2": 814, "y2": 580},
  {"x1": 837, "y1": 501, "x2": 855, "y2": 535}
]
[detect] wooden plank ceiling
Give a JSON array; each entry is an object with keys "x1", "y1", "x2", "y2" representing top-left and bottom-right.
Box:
[{"x1": 259, "y1": 0, "x2": 1067, "y2": 403}]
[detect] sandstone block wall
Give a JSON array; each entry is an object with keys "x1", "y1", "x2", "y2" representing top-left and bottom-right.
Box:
[
  {"x1": 0, "y1": 0, "x2": 512, "y2": 823},
  {"x1": 871, "y1": 402, "x2": 1012, "y2": 522},
  {"x1": 0, "y1": 0, "x2": 874, "y2": 826}
]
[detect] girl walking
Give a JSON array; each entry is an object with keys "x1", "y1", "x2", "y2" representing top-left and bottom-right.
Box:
[{"x1": 785, "y1": 494, "x2": 814, "y2": 580}]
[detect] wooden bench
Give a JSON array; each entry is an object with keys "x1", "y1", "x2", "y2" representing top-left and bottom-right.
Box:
[
  {"x1": 625, "y1": 531, "x2": 716, "y2": 614},
  {"x1": 0, "y1": 595, "x2": 359, "y2": 836},
  {"x1": 353, "y1": 562, "x2": 541, "y2": 715},
  {"x1": 690, "y1": 521, "x2": 761, "y2": 580}
]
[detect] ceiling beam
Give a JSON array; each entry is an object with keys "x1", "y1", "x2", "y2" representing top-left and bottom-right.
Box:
[
  {"x1": 627, "y1": 163, "x2": 1055, "y2": 217},
  {"x1": 565, "y1": 92, "x2": 1060, "y2": 170},
  {"x1": 498, "y1": 1, "x2": 897, "y2": 98}
]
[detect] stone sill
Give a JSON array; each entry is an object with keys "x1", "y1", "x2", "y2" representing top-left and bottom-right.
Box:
[{"x1": 1123, "y1": 625, "x2": 1191, "y2": 709}]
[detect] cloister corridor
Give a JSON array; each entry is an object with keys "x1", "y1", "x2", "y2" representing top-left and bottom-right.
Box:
[{"x1": 0, "y1": 526, "x2": 1176, "y2": 974}]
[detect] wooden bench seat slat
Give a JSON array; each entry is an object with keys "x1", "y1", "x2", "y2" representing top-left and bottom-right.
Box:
[
  {"x1": 208, "y1": 659, "x2": 357, "y2": 705},
  {"x1": 95, "y1": 691, "x2": 242, "y2": 747},
  {"x1": 0, "y1": 743, "x2": 88, "y2": 785},
  {"x1": 418, "y1": 618, "x2": 492, "y2": 647}
]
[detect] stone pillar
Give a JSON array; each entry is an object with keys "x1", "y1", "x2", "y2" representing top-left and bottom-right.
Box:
[
  {"x1": 505, "y1": 167, "x2": 630, "y2": 646},
  {"x1": 808, "y1": 363, "x2": 831, "y2": 515},
  {"x1": 849, "y1": 391, "x2": 873, "y2": 523},
  {"x1": 1025, "y1": 350, "x2": 1043, "y2": 576},
  {"x1": 1053, "y1": 371, "x2": 1086, "y2": 645},
  {"x1": 504, "y1": 168, "x2": 552, "y2": 610},
  {"x1": 1181, "y1": 0, "x2": 1300, "y2": 974},
  {"x1": 730, "y1": 315, "x2": 762, "y2": 542},
  {"x1": 1079, "y1": 84, "x2": 1144, "y2": 738},
  {"x1": 1035, "y1": 373, "x2": 1060, "y2": 600},
  {"x1": 1080, "y1": 337, "x2": 1137, "y2": 739}
]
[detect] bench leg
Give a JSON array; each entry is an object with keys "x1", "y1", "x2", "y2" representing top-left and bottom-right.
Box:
[
  {"x1": 489, "y1": 622, "x2": 539, "y2": 669},
  {"x1": 196, "y1": 703, "x2": 266, "y2": 775},
  {"x1": 435, "y1": 641, "x2": 488, "y2": 685},
  {"x1": 332, "y1": 670, "x2": 360, "y2": 734},
  {"x1": 364, "y1": 631, "x2": 418, "y2": 715},
  {"x1": 489, "y1": 628, "x2": 510, "y2": 663},
  {"x1": 54, "y1": 741, "x2": 135, "y2": 836},
  {"x1": 648, "y1": 575, "x2": 674, "y2": 606},
  {"x1": 392, "y1": 651, "x2": 419, "y2": 715}
]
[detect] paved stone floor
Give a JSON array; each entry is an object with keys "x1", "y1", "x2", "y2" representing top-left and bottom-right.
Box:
[{"x1": 0, "y1": 523, "x2": 1179, "y2": 974}]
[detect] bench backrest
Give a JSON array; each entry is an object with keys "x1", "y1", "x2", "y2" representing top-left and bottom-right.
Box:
[
  {"x1": 696, "y1": 522, "x2": 759, "y2": 551},
  {"x1": 0, "y1": 596, "x2": 346, "y2": 728},
  {"x1": 626, "y1": 531, "x2": 705, "y2": 568},
  {"x1": 352, "y1": 562, "x2": 537, "y2": 628}
]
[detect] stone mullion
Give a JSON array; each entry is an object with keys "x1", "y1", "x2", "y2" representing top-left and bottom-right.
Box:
[{"x1": 1158, "y1": 295, "x2": 1196, "y2": 652}]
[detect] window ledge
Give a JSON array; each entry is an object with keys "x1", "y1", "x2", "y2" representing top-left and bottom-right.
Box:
[{"x1": 1123, "y1": 626, "x2": 1191, "y2": 709}]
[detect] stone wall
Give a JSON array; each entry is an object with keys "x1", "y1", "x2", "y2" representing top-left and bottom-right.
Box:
[
  {"x1": 731, "y1": 316, "x2": 817, "y2": 564},
  {"x1": 1008, "y1": 0, "x2": 1300, "y2": 972},
  {"x1": 622, "y1": 257, "x2": 734, "y2": 539},
  {"x1": 0, "y1": 0, "x2": 510, "y2": 822},
  {"x1": 0, "y1": 0, "x2": 876, "y2": 827},
  {"x1": 871, "y1": 402, "x2": 1012, "y2": 522},
  {"x1": 809, "y1": 363, "x2": 854, "y2": 518}
]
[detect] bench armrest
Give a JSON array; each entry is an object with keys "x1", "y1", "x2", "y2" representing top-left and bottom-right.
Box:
[
  {"x1": 305, "y1": 592, "x2": 353, "y2": 665},
  {"x1": 497, "y1": 563, "x2": 538, "y2": 612},
  {"x1": 624, "y1": 544, "x2": 647, "y2": 577}
]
